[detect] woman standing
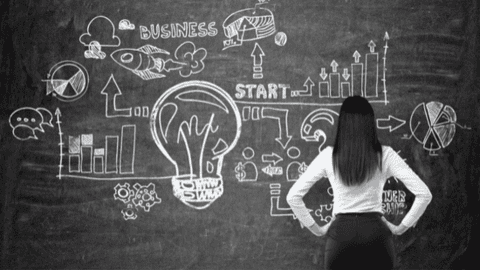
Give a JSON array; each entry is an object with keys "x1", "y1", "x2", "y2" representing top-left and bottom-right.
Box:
[{"x1": 287, "y1": 96, "x2": 432, "y2": 269}]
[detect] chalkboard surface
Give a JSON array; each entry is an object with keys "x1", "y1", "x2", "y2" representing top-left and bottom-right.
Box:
[{"x1": 1, "y1": 0, "x2": 479, "y2": 269}]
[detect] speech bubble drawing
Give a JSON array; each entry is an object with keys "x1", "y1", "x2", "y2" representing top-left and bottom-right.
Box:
[{"x1": 9, "y1": 107, "x2": 54, "y2": 140}]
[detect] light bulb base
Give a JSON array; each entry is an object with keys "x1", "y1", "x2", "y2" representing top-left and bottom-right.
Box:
[{"x1": 172, "y1": 176, "x2": 224, "y2": 210}]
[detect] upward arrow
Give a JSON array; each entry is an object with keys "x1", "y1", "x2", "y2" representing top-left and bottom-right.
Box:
[
  {"x1": 251, "y1": 42, "x2": 265, "y2": 66},
  {"x1": 353, "y1": 50, "x2": 361, "y2": 63},
  {"x1": 330, "y1": 60, "x2": 338, "y2": 73},
  {"x1": 368, "y1": 40, "x2": 376, "y2": 53},
  {"x1": 100, "y1": 75, "x2": 132, "y2": 118}
]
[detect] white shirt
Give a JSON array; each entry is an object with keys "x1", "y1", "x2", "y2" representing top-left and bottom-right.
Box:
[{"x1": 286, "y1": 146, "x2": 432, "y2": 228}]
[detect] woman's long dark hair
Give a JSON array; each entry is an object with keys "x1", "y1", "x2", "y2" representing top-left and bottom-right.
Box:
[{"x1": 333, "y1": 96, "x2": 382, "y2": 186}]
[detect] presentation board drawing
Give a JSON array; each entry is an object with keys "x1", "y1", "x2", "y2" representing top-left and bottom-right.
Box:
[{"x1": 151, "y1": 81, "x2": 242, "y2": 210}]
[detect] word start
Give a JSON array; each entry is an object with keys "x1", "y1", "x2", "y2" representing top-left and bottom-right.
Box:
[{"x1": 235, "y1": 83, "x2": 292, "y2": 100}]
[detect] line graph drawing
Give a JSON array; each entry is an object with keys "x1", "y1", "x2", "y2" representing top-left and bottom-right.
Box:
[{"x1": 43, "y1": 61, "x2": 89, "y2": 102}]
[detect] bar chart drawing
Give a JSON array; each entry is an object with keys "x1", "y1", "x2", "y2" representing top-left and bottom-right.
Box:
[
  {"x1": 308, "y1": 34, "x2": 389, "y2": 104},
  {"x1": 67, "y1": 124, "x2": 136, "y2": 176}
]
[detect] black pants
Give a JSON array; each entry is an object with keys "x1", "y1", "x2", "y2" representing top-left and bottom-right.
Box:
[{"x1": 324, "y1": 213, "x2": 396, "y2": 270}]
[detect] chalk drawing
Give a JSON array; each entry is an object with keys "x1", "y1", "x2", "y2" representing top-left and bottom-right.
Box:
[
  {"x1": 313, "y1": 187, "x2": 334, "y2": 222},
  {"x1": 151, "y1": 81, "x2": 241, "y2": 210},
  {"x1": 110, "y1": 42, "x2": 205, "y2": 80},
  {"x1": 84, "y1": 41, "x2": 106, "y2": 59},
  {"x1": 382, "y1": 189, "x2": 407, "y2": 216},
  {"x1": 377, "y1": 115, "x2": 406, "y2": 132},
  {"x1": 44, "y1": 61, "x2": 89, "y2": 102},
  {"x1": 114, "y1": 182, "x2": 162, "y2": 220},
  {"x1": 270, "y1": 183, "x2": 310, "y2": 227},
  {"x1": 79, "y1": 15, "x2": 121, "y2": 47},
  {"x1": 100, "y1": 75, "x2": 132, "y2": 118},
  {"x1": 406, "y1": 101, "x2": 457, "y2": 155},
  {"x1": 79, "y1": 15, "x2": 120, "y2": 59},
  {"x1": 222, "y1": 1, "x2": 276, "y2": 50},
  {"x1": 119, "y1": 19, "x2": 135, "y2": 30},
  {"x1": 290, "y1": 77, "x2": 315, "y2": 97},
  {"x1": 300, "y1": 108, "x2": 338, "y2": 153},
  {"x1": 262, "y1": 152, "x2": 283, "y2": 166},
  {"x1": 274, "y1": 32, "x2": 287, "y2": 46},
  {"x1": 286, "y1": 146, "x2": 307, "y2": 182},
  {"x1": 286, "y1": 161, "x2": 307, "y2": 182},
  {"x1": 261, "y1": 107, "x2": 292, "y2": 149},
  {"x1": 55, "y1": 108, "x2": 64, "y2": 179},
  {"x1": 251, "y1": 43, "x2": 265, "y2": 79},
  {"x1": 9, "y1": 107, "x2": 54, "y2": 141},
  {"x1": 63, "y1": 125, "x2": 136, "y2": 178},
  {"x1": 235, "y1": 147, "x2": 258, "y2": 182}
]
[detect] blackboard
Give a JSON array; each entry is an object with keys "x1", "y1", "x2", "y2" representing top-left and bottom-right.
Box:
[{"x1": 1, "y1": 0, "x2": 479, "y2": 269}]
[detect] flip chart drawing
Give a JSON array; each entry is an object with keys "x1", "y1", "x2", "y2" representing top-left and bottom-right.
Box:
[{"x1": 151, "y1": 81, "x2": 241, "y2": 210}]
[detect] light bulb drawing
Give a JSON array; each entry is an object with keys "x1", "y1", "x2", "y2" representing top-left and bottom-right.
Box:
[{"x1": 150, "y1": 81, "x2": 241, "y2": 210}]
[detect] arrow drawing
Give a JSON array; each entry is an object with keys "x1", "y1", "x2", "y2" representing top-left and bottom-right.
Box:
[
  {"x1": 382, "y1": 32, "x2": 390, "y2": 104},
  {"x1": 262, "y1": 164, "x2": 283, "y2": 176},
  {"x1": 261, "y1": 107, "x2": 292, "y2": 149},
  {"x1": 291, "y1": 77, "x2": 314, "y2": 97},
  {"x1": 368, "y1": 40, "x2": 376, "y2": 53},
  {"x1": 262, "y1": 152, "x2": 283, "y2": 166},
  {"x1": 251, "y1": 42, "x2": 265, "y2": 79},
  {"x1": 320, "y1": 68, "x2": 328, "y2": 80},
  {"x1": 101, "y1": 75, "x2": 132, "y2": 118},
  {"x1": 376, "y1": 115, "x2": 406, "y2": 132},
  {"x1": 353, "y1": 50, "x2": 361, "y2": 63},
  {"x1": 330, "y1": 60, "x2": 338, "y2": 73},
  {"x1": 342, "y1": 68, "x2": 350, "y2": 80},
  {"x1": 55, "y1": 108, "x2": 64, "y2": 180}
]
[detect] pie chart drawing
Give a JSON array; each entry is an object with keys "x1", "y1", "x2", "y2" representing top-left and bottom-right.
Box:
[
  {"x1": 409, "y1": 101, "x2": 456, "y2": 152},
  {"x1": 45, "y1": 61, "x2": 89, "y2": 102}
]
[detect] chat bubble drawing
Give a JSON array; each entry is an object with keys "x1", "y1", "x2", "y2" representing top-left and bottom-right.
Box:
[{"x1": 9, "y1": 107, "x2": 54, "y2": 140}]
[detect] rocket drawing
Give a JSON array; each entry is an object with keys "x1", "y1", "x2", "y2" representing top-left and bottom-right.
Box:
[{"x1": 110, "y1": 45, "x2": 184, "y2": 80}]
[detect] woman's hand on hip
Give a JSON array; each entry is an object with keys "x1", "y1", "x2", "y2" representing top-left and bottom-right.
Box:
[
  {"x1": 307, "y1": 216, "x2": 335, "y2": 236},
  {"x1": 381, "y1": 217, "x2": 409, "y2": 235}
]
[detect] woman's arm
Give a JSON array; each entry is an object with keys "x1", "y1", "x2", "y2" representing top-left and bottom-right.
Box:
[
  {"x1": 385, "y1": 147, "x2": 433, "y2": 230},
  {"x1": 286, "y1": 150, "x2": 329, "y2": 231}
]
